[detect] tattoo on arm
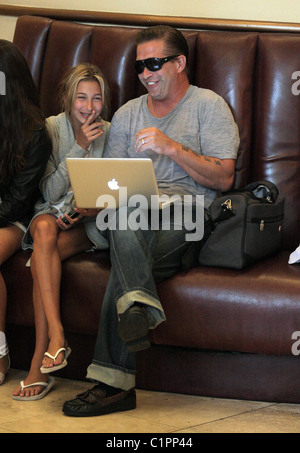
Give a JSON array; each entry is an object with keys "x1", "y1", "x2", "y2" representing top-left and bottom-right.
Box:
[
  {"x1": 192, "y1": 150, "x2": 201, "y2": 159},
  {"x1": 181, "y1": 145, "x2": 222, "y2": 166}
]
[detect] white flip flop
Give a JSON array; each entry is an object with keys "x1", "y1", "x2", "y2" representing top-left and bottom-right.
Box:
[
  {"x1": 40, "y1": 346, "x2": 72, "y2": 374},
  {"x1": 0, "y1": 332, "x2": 10, "y2": 386},
  {"x1": 12, "y1": 377, "x2": 55, "y2": 401}
]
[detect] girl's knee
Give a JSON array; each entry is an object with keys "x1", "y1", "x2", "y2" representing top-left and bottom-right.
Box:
[{"x1": 32, "y1": 218, "x2": 58, "y2": 247}]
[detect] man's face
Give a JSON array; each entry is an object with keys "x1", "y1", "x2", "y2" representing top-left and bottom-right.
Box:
[{"x1": 136, "y1": 39, "x2": 180, "y2": 102}]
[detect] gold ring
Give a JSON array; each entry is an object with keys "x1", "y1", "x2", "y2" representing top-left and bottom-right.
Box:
[{"x1": 141, "y1": 138, "x2": 145, "y2": 145}]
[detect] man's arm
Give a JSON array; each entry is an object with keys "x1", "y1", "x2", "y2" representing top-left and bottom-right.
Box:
[
  {"x1": 175, "y1": 143, "x2": 235, "y2": 192},
  {"x1": 135, "y1": 127, "x2": 236, "y2": 192}
]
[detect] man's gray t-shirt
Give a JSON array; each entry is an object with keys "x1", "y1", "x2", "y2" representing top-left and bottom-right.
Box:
[{"x1": 105, "y1": 85, "x2": 239, "y2": 208}]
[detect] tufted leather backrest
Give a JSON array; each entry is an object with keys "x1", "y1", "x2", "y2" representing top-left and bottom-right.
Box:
[
  {"x1": 13, "y1": 15, "x2": 300, "y2": 250},
  {"x1": 90, "y1": 26, "x2": 141, "y2": 117},
  {"x1": 13, "y1": 15, "x2": 52, "y2": 89},
  {"x1": 252, "y1": 34, "x2": 300, "y2": 249},
  {"x1": 39, "y1": 21, "x2": 93, "y2": 116}
]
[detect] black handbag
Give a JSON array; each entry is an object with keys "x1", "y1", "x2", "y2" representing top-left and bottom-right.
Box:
[{"x1": 198, "y1": 180, "x2": 285, "y2": 269}]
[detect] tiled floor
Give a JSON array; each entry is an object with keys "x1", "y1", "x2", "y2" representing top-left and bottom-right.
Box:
[{"x1": 0, "y1": 368, "x2": 299, "y2": 433}]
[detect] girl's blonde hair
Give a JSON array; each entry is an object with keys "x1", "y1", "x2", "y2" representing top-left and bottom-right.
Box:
[{"x1": 59, "y1": 63, "x2": 110, "y2": 120}]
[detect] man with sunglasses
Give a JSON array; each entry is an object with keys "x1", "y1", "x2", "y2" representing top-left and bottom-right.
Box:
[{"x1": 63, "y1": 25, "x2": 239, "y2": 417}]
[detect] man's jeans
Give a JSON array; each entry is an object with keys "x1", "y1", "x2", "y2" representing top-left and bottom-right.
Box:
[{"x1": 86, "y1": 206, "x2": 192, "y2": 390}]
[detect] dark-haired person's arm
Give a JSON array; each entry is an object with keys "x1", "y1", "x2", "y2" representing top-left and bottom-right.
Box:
[{"x1": 0, "y1": 128, "x2": 52, "y2": 227}]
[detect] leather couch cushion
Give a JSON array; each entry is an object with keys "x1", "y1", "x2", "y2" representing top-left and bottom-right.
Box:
[
  {"x1": 252, "y1": 34, "x2": 300, "y2": 250},
  {"x1": 154, "y1": 252, "x2": 300, "y2": 356},
  {"x1": 13, "y1": 15, "x2": 52, "y2": 90}
]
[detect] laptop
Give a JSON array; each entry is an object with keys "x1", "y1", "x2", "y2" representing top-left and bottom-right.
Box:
[{"x1": 66, "y1": 157, "x2": 179, "y2": 209}]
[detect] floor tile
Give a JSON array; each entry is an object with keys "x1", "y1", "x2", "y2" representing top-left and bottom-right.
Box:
[
  {"x1": 0, "y1": 369, "x2": 300, "y2": 433},
  {"x1": 127, "y1": 390, "x2": 273, "y2": 428},
  {"x1": 178, "y1": 404, "x2": 300, "y2": 433}
]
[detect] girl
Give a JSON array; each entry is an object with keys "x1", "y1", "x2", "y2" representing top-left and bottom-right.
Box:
[
  {"x1": 0, "y1": 40, "x2": 51, "y2": 386},
  {"x1": 13, "y1": 63, "x2": 110, "y2": 400}
]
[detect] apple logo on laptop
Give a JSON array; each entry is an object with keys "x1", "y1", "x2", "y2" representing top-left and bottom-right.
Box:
[{"x1": 108, "y1": 178, "x2": 119, "y2": 190}]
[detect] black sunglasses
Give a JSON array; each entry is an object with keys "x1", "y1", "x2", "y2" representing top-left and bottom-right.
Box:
[{"x1": 134, "y1": 55, "x2": 180, "y2": 74}]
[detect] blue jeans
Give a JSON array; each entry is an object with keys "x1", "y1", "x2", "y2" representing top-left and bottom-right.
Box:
[{"x1": 86, "y1": 206, "x2": 192, "y2": 390}]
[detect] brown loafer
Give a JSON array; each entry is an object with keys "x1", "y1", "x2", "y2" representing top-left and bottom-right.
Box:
[
  {"x1": 118, "y1": 305, "x2": 151, "y2": 352},
  {"x1": 62, "y1": 384, "x2": 136, "y2": 417}
]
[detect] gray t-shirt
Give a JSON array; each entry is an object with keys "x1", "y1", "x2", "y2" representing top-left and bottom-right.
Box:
[{"x1": 105, "y1": 85, "x2": 239, "y2": 207}]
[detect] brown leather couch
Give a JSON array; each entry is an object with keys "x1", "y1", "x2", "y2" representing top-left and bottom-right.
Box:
[{"x1": 3, "y1": 14, "x2": 300, "y2": 403}]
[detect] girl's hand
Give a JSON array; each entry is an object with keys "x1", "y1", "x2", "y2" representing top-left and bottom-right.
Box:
[
  {"x1": 75, "y1": 110, "x2": 104, "y2": 150},
  {"x1": 75, "y1": 207, "x2": 102, "y2": 217},
  {"x1": 56, "y1": 212, "x2": 83, "y2": 230}
]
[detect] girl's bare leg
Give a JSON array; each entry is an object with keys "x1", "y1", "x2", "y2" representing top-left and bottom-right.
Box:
[
  {"x1": 29, "y1": 215, "x2": 63, "y2": 368},
  {"x1": 12, "y1": 256, "x2": 49, "y2": 397},
  {"x1": 0, "y1": 225, "x2": 24, "y2": 380},
  {"x1": 40, "y1": 222, "x2": 93, "y2": 369},
  {"x1": 13, "y1": 218, "x2": 92, "y2": 397}
]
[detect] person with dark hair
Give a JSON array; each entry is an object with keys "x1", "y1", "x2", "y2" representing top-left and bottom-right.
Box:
[
  {"x1": 63, "y1": 25, "x2": 239, "y2": 417},
  {"x1": 0, "y1": 40, "x2": 51, "y2": 386},
  {"x1": 12, "y1": 63, "x2": 110, "y2": 400}
]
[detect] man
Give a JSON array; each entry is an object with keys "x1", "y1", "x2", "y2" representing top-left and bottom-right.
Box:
[{"x1": 63, "y1": 25, "x2": 239, "y2": 417}]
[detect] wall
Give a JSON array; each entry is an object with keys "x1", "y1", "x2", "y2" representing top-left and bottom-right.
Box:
[{"x1": 1, "y1": 0, "x2": 300, "y2": 41}]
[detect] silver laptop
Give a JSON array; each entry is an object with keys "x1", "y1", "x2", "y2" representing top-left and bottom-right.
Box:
[{"x1": 66, "y1": 157, "x2": 166, "y2": 209}]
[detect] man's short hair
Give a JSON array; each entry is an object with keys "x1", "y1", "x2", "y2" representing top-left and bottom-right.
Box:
[{"x1": 136, "y1": 25, "x2": 189, "y2": 68}]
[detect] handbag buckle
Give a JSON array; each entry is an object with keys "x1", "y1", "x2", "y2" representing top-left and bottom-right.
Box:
[
  {"x1": 260, "y1": 220, "x2": 265, "y2": 231},
  {"x1": 221, "y1": 199, "x2": 233, "y2": 211}
]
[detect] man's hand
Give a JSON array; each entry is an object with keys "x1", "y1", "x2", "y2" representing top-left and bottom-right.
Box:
[
  {"x1": 135, "y1": 127, "x2": 235, "y2": 192},
  {"x1": 135, "y1": 127, "x2": 177, "y2": 157}
]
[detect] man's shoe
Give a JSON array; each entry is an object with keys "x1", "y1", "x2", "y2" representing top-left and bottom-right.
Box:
[
  {"x1": 118, "y1": 305, "x2": 151, "y2": 352},
  {"x1": 62, "y1": 384, "x2": 136, "y2": 417}
]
